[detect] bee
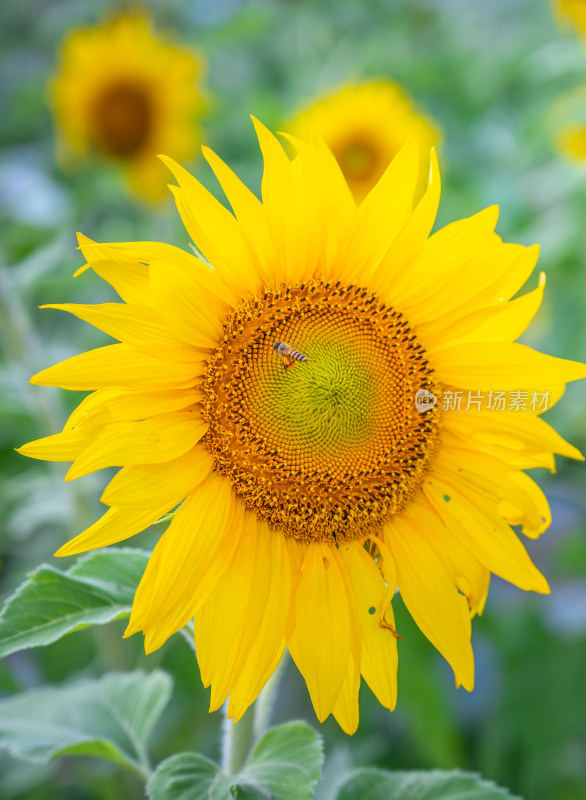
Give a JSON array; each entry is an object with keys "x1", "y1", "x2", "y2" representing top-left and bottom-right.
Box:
[{"x1": 273, "y1": 342, "x2": 308, "y2": 370}]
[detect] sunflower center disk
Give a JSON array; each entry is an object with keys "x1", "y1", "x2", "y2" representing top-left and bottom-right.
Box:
[
  {"x1": 91, "y1": 82, "x2": 151, "y2": 158},
  {"x1": 202, "y1": 281, "x2": 440, "y2": 543},
  {"x1": 336, "y1": 138, "x2": 378, "y2": 182}
]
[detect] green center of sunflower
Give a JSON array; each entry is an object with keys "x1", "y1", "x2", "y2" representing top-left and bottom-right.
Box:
[
  {"x1": 91, "y1": 82, "x2": 152, "y2": 158},
  {"x1": 337, "y1": 137, "x2": 379, "y2": 182},
  {"x1": 201, "y1": 280, "x2": 440, "y2": 543}
]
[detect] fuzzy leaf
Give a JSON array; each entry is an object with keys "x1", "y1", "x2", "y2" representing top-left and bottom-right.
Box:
[
  {"x1": 0, "y1": 670, "x2": 171, "y2": 775},
  {"x1": 0, "y1": 548, "x2": 149, "y2": 657},
  {"x1": 336, "y1": 769, "x2": 520, "y2": 800},
  {"x1": 148, "y1": 722, "x2": 323, "y2": 800},
  {"x1": 147, "y1": 753, "x2": 233, "y2": 800},
  {"x1": 241, "y1": 721, "x2": 323, "y2": 800}
]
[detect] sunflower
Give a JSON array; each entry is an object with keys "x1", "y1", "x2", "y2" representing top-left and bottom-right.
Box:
[
  {"x1": 19, "y1": 121, "x2": 586, "y2": 734},
  {"x1": 51, "y1": 14, "x2": 205, "y2": 200},
  {"x1": 558, "y1": 123, "x2": 586, "y2": 159},
  {"x1": 553, "y1": 82, "x2": 586, "y2": 161},
  {"x1": 554, "y1": 0, "x2": 586, "y2": 36},
  {"x1": 287, "y1": 80, "x2": 438, "y2": 201}
]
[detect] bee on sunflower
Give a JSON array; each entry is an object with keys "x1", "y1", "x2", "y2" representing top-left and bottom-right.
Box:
[
  {"x1": 19, "y1": 121, "x2": 586, "y2": 734},
  {"x1": 51, "y1": 14, "x2": 205, "y2": 200}
]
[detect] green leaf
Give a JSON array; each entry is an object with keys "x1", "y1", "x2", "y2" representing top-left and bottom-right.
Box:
[
  {"x1": 0, "y1": 548, "x2": 149, "y2": 658},
  {"x1": 68, "y1": 548, "x2": 149, "y2": 598},
  {"x1": 147, "y1": 753, "x2": 233, "y2": 800},
  {"x1": 0, "y1": 670, "x2": 171, "y2": 777},
  {"x1": 241, "y1": 721, "x2": 323, "y2": 800},
  {"x1": 230, "y1": 784, "x2": 271, "y2": 799},
  {"x1": 336, "y1": 769, "x2": 521, "y2": 800},
  {"x1": 147, "y1": 722, "x2": 323, "y2": 800}
]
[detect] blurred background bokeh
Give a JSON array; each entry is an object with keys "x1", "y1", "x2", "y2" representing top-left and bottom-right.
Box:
[{"x1": 1, "y1": 0, "x2": 586, "y2": 798}]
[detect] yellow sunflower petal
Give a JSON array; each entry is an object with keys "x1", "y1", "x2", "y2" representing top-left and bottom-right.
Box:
[
  {"x1": 278, "y1": 132, "x2": 356, "y2": 282},
  {"x1": 65, "y1": 412, "x2": 207, "y2": 480},
  {"x1": 296, "y1": 133, "x2": 356, "y2": 217},
  {"x1": 415, "y1": 244, "x2": 542, "y2": 353},
  {"x1": 160, "y1": 155, "x2": 260, "y2": 295},
  {"x1": 126, "y1": 472, "x2": 234, "y2": 637},
  {"x1": 66, "y1": 388, "x2": 201, "y2": 427},
  {"x1": 63, "y1": 390, "x2": 120, "y2": 429},
  {"x1": 339, "y1": 542, "x2": 398, "y2": 711},
  {"x1": 101, "y1": 444, "x2": 213, "y2": 507},
  {"x1": 506, "y1": 452, "x2": 556, "y2": 471},
  {"x1": 288, "y1": 543, "x2": 353, "y2": 722},
  {"x1": 424, "y1": 474, "x2": 549, "y2": 593},
  {"x1": 463, "y1": 271, "x2": 546, "y2": 343},
  {"x1": 141, "y1": 501, "x2": 247, "y2": 655},
  {"x1": 149, "y1": 252, "x2": 227, "y2": 348},
  {"x1": 104, "y1": 240, "x2": 238, "y2": 307},
  {"x1": 30, "y1": 343, "x2": 204, "y2": 391},
  {"x1": 500, "y1": 471, "x2": 552, "y2": 539},
  {"x1": 405, "y1": 502, "x2": 490, "y2": 617},
  {"x1": 196, "y1": 518, "x2": 283, "y2": 712},
  {"x1": 409, "y1": 242, "x2": 540, "y2": 339},
  {"x1": 341, "y1": 138, "x2": 419, "y2": 283},
  {"x1": 386, "y1": 205, "x2": 500, "y2": 312},
  {"x1": 433, "y1": 446, "x2": 550, "y2": 537},
  {"x1": 484, "y1": 244, "x2": 541, "y2": 306},
  {"x1": 252, "y1": 117, "x2": 302, "y2": 285},
  {"x1": 432, "y1": 342, "x2": 586, "y2": 391},
  {"x1": 385, "y1": 511, "x2": 475, "y2": 690},
  {"x1": 16, "y1": 428, "x2": 98, "y2": 462},
  {"x1": 443, "y1": 407, "x2": 583, "y2": 462},
  {"x1": 370, "y1": 148, "x2": 441, "y2": 293},
  {"x1": 41, "y1": 303, "x2": 204, "y2": 362},
  {"x1": 55, "y1": 503, "x2": 171, "y2": 557},
  {"x1": 331, "y1": 652, "x2": 360, "y2": 736},
  {"x1": 76, "y1": 234, "x2": 151, "y2": 306},
  {"x1": 227, "y1": 532, "x2": 299, "y2": 722},
  {"x1": 202, "y1": 145, "x2": 273, "y2": 291},
  {"x1": 252, "y1": 116, "x2": 291, "y2": 193},
  {"x1": 425, "y1": 271, "x2": 546, "y2": 349}
]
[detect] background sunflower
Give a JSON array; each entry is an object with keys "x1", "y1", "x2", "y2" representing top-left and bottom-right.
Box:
[
  {"x1": 1, "y1": 1, "x2": 586, "y2": 800},
  {"x1": 288, "y1": 81, "x2": 438, "y2": 201},
  {"x1": 555, "y1": 0, "x2": 586, "y2": 35},
  {"x1": 52, "y1": 14, "x2": 205, "y2": 200}
]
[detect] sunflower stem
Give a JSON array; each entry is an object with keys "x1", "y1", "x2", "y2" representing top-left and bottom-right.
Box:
[
  {"x1": 253, "y1": 650, "x2": 289, "y2": 740},
  {"x1": 221, "y1": 652, "x2": 290, "y2": 775},
  {"x1": 221, "y1": 706, "x2": 255, "y2": 775}
]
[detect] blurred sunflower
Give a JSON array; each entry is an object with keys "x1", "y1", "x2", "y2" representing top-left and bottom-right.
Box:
[
  {"x1": 558, "y1": 123, "x2": 586, "y2": 159},
  {"x1": 19, "y1": 121, "x2": 586, "y2": 734},
  {"x1": 51, "y1": 14, "x2": 205, "y2": 200},
  {"x1": 554, "y1": 0, "x2": 586, "y2": 35},
  {"x1": 287, "y1": 81, "x2": 438, "y2": 201},
  {"x1": 553, "y1": 84, "x2": 586, "y2": 160}
]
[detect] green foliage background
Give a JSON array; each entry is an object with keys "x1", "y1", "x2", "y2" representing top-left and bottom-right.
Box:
[{"x1": 1, "y1": 0, "x2": 585, "y2": 798}]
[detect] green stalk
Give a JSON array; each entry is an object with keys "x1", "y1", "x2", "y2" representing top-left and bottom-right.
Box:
[
  {"x1": 253, "y1": 650, "x2": 289, "y2": 740},
  {"x1": 221, "y1": 706, "x2": 255, "y2": 775},
  {"x1": 221, "y1": 651, "x2": 290, "y2": 774}
]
